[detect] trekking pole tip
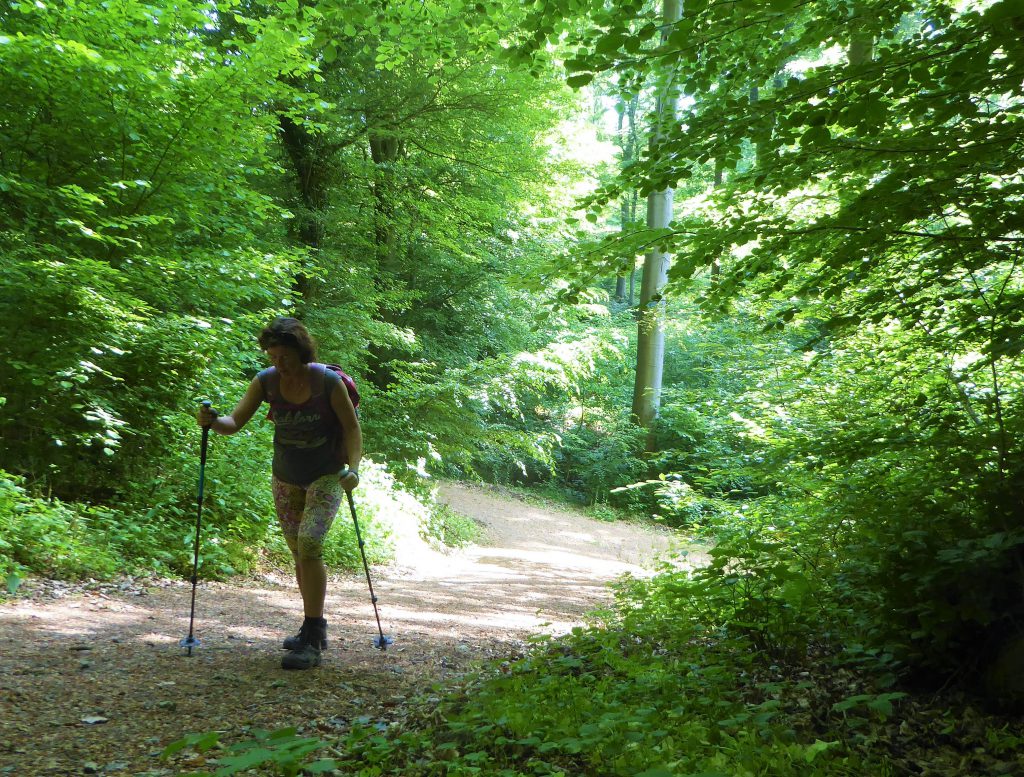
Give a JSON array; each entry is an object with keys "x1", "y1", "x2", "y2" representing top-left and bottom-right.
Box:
[
  {"x1": 374, "y1": 635, "x2": 394, "y2": 651},
  {"x1": 179, "y1": 635, "x2": 202, "y2": 653}
]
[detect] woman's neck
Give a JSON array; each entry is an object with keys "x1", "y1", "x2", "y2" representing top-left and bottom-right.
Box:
[{"x1": 278, "y1": 363, "x2": 309, "y2": 382}]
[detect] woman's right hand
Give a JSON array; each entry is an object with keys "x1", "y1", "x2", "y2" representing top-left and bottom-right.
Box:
[{"x1": 196, "y1": 404, "x2": 218, "y2": 428}]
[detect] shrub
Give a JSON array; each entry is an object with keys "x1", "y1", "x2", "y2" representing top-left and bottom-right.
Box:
[{"x1": 0, "y1": 469, "x2": 147, "y2": 580}]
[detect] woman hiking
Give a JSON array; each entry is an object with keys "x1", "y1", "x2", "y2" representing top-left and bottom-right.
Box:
[{"x1": 197, "y1": 316, "x2": 362, "y2": 670}]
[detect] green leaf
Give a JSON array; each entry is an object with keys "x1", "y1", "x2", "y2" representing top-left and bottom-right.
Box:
[
  {"x1": 800, "y1": 125, "x2": 830, "y2": 146},
  {"x1": 595, "y1": 32, "x2": 625, "y2": 55},
  {"x1": 161, "y1": 732, "x2": 220, "y2": 759},
  {"x1": 214, "y1": 747, "x2": 275, "y2": 773},
  {"x1": 805, "y1": 740, "x2": 838, "y2": 763},
  {"x1": 304, "y1": 760, "x2": 338, "y2": 774},
  {"x1": 566, "y1": 73, "x2": 594, "y2": 88}
]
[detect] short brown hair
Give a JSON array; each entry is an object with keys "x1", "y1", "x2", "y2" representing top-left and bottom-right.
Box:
[{"x1": 258, "y1": 317, "x2": 317, "y2": 363}]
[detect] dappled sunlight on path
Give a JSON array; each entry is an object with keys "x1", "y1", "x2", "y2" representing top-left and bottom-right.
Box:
[{"x1": 383, "y1": 482, "x2": 686, "y2": 634}]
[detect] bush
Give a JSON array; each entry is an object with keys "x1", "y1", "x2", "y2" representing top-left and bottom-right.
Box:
[
  {"x1": 554, "y1": 408, "x2": 647, "y2": 506},
  {"x1": 823, "y1": 449, "x2": 1024, "y2": 681},
  {"x1": 0, "y1": 453, "x2": 413, "y2": 584},
  {"x1": 421, "y1": 502, "x2": 482, "y2": 549},
  {"x1": 0, "y1": 469, "x2": 159, "y2": 581}
]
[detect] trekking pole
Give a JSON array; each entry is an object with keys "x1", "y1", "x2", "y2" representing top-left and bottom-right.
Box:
[
  {"x1": 180, "y1": 400, "x2": 212, "y2": 656},
  {"x1": 341, "y1": 469, "x2": 393, "y2": 651}
]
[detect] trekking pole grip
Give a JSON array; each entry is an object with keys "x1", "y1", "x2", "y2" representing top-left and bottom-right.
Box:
[
  {"x1": 199, "y1": 400, "x2": 213, "y2": 454},
  {"x1": 200, "y1": 400, "x2": 213, "y2": 428}
]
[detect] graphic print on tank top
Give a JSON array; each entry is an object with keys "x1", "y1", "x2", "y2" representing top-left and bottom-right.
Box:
[{"x1": 258, "y1": 364, "x2": 344, "y2": 487}]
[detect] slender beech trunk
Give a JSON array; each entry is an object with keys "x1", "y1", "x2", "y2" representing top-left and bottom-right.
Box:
[
  {"x1": 632, "y1": 186, "x2": 674, "y2": 432},
  {"x1": 632, "y1": 0, "x2": 683, "y2": 448},
  {"x1": 628, "y1": 189, "x2": 639, "y2": 306},
  {"x1": 615, "y1": 94, "x2": 640, "y2": 302},
  {"x1": 710, "y1": 163, "x2": 724, "y2": 282},
  {"x1": 615, "y1": 268, "x2": 628, "y2": 302},
  {"x1": 615, "y1": 100, "x2": 628, "y2": 301}
]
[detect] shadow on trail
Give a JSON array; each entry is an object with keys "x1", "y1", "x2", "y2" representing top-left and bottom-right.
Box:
[
  {"x1": 0, "y1": 482, "x2": 682, "y2": 776},
  {"x1": 0, "y1": 558, "x2": 621, "y2": 776},
  {"x1": 0, "y1": 577, "x2": 500, "y2": 776}
]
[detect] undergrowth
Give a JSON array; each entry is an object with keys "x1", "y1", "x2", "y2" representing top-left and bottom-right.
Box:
[
  {"x1": 420, "y1": 502, "x2": 482, "y2": 549},
  {"x1": 0, "y1": 469, "x2": 168, "y2": 587},
  {"x1": 0, "y1": 462, "x2": 440, "y2": 591}
]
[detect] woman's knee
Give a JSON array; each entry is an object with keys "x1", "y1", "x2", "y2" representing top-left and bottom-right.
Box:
[
  {"x1": 281, "y1": 533, "x2": 299, "y2": 556},
  {"x1": 296, "y1": 535, "x2": 324, "y2": 563}
]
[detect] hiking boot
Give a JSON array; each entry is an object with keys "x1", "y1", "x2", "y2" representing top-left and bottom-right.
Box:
[
  {"x1": 282, "y1": 621, "x2": 328, "y2": 651},
  {"x1": 282, "y1": 617, "x2": 326, "y2": 671}
]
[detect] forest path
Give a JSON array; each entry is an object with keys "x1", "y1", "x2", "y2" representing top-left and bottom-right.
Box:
[{"x1": 0, "y1": 483, "x2": 688, "y2": 777}]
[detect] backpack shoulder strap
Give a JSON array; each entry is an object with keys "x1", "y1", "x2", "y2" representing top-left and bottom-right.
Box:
[
  {"x1": 257, "y1": 367, "x2": 278, "y2": 402},
  {"x1": 311, "y1": 362, "x2": 330, "y2": 397}
]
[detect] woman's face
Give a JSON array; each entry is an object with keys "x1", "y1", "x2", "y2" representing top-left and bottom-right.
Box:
[{"x1": 265, "y1": 344, "x2": 304, "y2": 376}]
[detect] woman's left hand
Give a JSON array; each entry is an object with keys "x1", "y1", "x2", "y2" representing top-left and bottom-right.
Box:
[{"x1": 340, "y1": 468, "x2": 360, "y2": 492}]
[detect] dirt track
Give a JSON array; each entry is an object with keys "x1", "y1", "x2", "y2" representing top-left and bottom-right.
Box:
[{"x1": 0, "y1": 482, "x2": 681, "y2": 776}]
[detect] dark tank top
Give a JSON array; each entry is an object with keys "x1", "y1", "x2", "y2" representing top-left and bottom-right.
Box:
[{"x1": 257, "y1": 364, "x2": 345, "y2": 487}]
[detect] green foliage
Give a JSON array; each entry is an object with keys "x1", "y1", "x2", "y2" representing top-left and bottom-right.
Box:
[
  {"x1": 259, "y1": 0, "x2": 574, "y2": 382},
  {"x1": 0, "y1": 469, "x2": 171, "y2": 580},
  {"x1": 647, "y1": 531, "x2": 824, "y2": 662},
  {"x1": 464, "y1": 306, "x2": 650, "y2": 501},
  {"x1": 0, "y1": 0, "x2": 604, "y2": 586},
  {"x1": 551, "y1": 414, "x2": 645, "y2": 506},
  {"x1": 546, "y1": 1, "x2": 1024, "y2": 333},
  {"x1": 0, "y1": 0, "x2": 310, "y2": 500},
  {"x1": 510, "y1": 274, "x2": 1024, "y2": 688},
  {"x1": 421, "y1": 503, "x2": 482, "y2": 549},
  {"x1": 320, "y1": 463, "x2": 395, "y2": 568},
  {"x1": 782, "y1": 325, "x2": 1022, "y2": 676},
  {"x1": 0, "y1": 447, "x2": 405, "y2": 582},
  {"x1": 0, "y1": 0, "x2": 581, "y2": 577},
  {"x1": 163, "y1": 727, "x2": 334, "y2": 777},
  {"x1": 639, "y1": 308, "x2": 1024, "y2": 679}
]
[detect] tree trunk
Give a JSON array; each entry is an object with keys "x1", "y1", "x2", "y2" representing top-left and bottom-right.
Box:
[
  {"x1": 628, "y1": 189, "x2": 639, "y2": 306},
  {"x1": 710, "y1": 163, "x2": 724, "y2": 281},
  {"x1": 369, "y1": 133, "x2": 403, "y2": 271},
  {"x1": 632, "y1": 189, "x2": 673, "y2": 431},
  {"x1": 615, "y1": 274, "x2": 627, "y2": 301},
  {"x1": 631, "y1": 0, "x2": 682, "y2": 448},
  {"x1": 279, "y1": 113, "x2": 329, "y2": 302},
  {"x1": 615, "y1": 94, "x2": 640, "y2": 302}
]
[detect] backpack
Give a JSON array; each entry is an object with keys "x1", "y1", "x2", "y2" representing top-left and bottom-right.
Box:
[
  {"x1": 323, "y1": 364, "x2": 360, "y2": 410},
  {"x1": 265, "y1": 363, "x2": 360, "y2": 421}
]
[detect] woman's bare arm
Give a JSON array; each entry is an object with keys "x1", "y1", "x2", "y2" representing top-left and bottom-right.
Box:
[
  {"x1": 330, "y1": 381, "x2": 362, "y2": 472},
  {"x1": 198, "y1": 377, "x2": 264, "y2": 435}
]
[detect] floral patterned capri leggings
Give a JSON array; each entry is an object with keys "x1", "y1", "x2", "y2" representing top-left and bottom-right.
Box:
[{"x1": 271, "y1": 473, "x2": 345, "y2": 562}]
